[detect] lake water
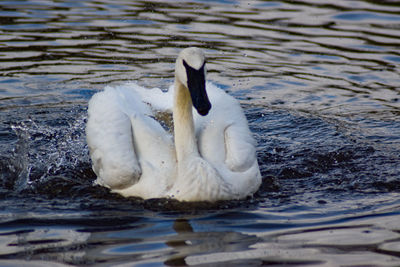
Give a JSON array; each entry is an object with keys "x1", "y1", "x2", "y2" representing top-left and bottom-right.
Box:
[{"x1": 1, "y1": 0, "x2": 400, "y2": 266}]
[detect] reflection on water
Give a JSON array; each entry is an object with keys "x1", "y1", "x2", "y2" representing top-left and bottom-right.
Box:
[
  {"x1": 0, "y1": 0, "x2": 400, "y2": 266},
  {"x1": 0, "y1": 207, "x2": 399, "y2": 266}
]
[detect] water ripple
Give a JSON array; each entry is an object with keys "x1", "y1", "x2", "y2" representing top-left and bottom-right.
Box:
[{"x1": 0, "y1": 0, "x2": 400, "y2": 266}]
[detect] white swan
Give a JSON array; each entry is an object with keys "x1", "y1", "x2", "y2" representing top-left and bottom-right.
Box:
[{"x1": 86, "y1": 47, "x2": 261, "y2": 201}]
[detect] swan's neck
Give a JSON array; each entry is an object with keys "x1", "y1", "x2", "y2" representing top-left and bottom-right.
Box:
[{"x1": 173, "y1": 81, "x2": 199, "y2": 162}]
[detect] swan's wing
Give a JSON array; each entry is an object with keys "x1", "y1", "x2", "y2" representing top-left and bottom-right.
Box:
[
  {"x1": 224, "y1": 121, "x2": 257, "y2": 172},
  {"x1": 86, "y1": 86, "x2": 144, "y2": 189},
  {"x1": 196, "y1": 82, "x2": 258, "y2": 173},
  {"x1": 86, "y1": 83, "x2": 174, "y2": 191},
  {"x1": 195, "y1": 82, "x2": 261, "y2": 197}
]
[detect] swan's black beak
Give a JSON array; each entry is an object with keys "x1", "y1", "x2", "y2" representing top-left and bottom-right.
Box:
[{"x1": 183, "y1": 60, "x2": 211, "y2": 116}]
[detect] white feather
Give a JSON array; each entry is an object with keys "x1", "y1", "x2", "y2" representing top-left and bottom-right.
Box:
[{"x1": 86, "y1": 47, "x2": 261, "y2": 201}]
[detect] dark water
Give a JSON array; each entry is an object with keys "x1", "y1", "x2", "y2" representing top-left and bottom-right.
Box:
[{"x1": 1, "y1": 0, "x2": 400, "y2": 266}]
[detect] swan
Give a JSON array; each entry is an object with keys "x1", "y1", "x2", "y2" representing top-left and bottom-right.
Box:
[{"x1": 86, "y1": 47, "x2": 261, "y2": 201}]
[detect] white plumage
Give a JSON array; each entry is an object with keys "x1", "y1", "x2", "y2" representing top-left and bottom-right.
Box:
[{"x1": 86, "y1": 47, "x2": 261, "y2": 201}]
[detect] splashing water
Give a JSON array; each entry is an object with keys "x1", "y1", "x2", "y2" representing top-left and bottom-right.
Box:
[{"x1": 3, "y1": 106, "x2": 93, "y2": 195}]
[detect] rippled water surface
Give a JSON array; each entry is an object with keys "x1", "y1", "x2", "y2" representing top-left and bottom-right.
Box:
[{"x1": 1, "y1": 0, "x2": 400, "y2": 266}]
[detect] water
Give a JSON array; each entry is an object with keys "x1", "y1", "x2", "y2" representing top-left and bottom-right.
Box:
[{"x1": 1, "y1": 0, "x2": 400, "y2": 266}]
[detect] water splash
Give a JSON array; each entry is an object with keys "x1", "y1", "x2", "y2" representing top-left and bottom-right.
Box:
[
  {"x1": 10, "y1": 121, "x2": 33, "y2": 191},
  {"x1": 6, "y1": 106, "x2": 92, "y2": 193}
]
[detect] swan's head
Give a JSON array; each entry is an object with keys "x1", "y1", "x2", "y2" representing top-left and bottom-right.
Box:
[{"x1": 175, "y1": 47, "x2": 211, "y2": 116}]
